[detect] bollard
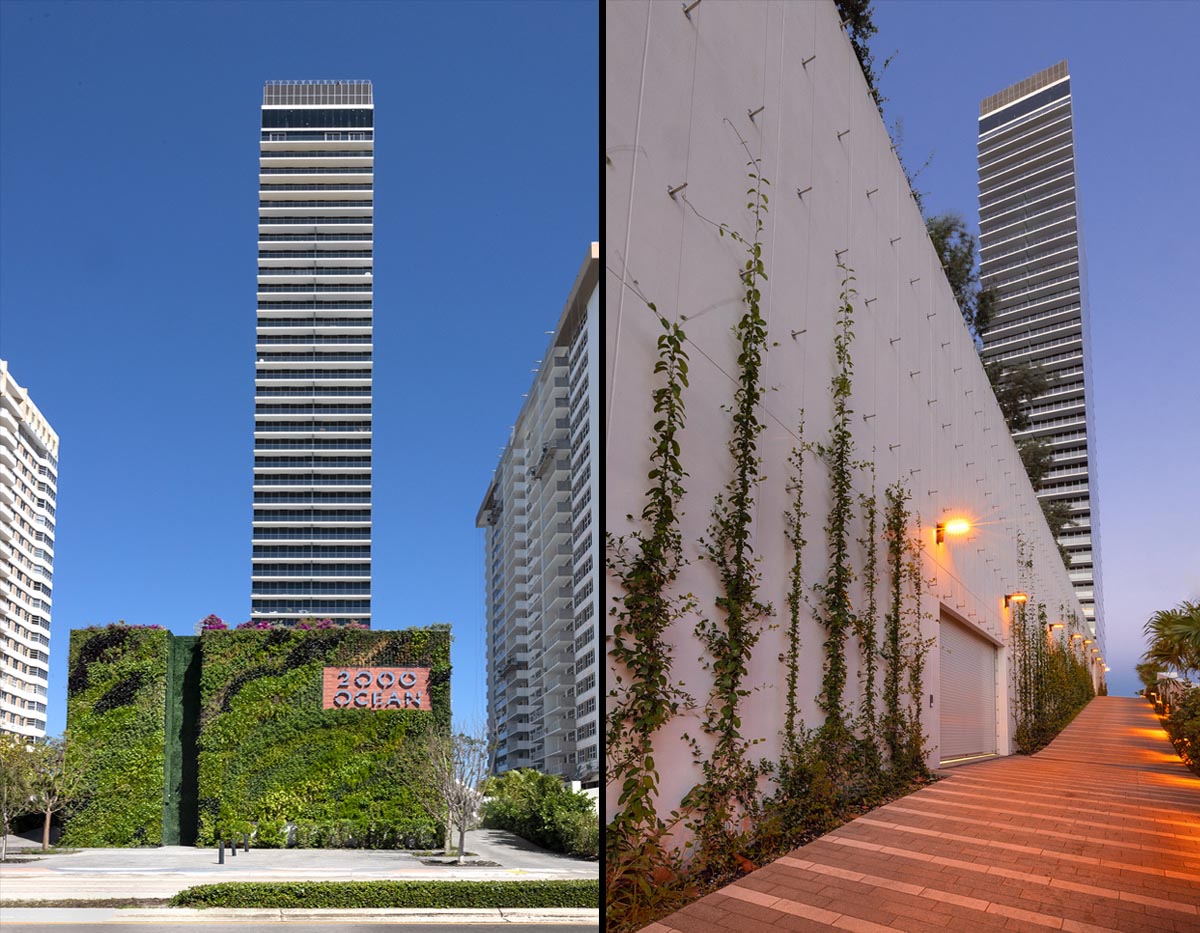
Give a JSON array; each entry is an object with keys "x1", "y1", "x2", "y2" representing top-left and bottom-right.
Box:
[
  {"x1": 244, "y1": 834, "x2": 250, "y2": 853},
  {"x1": 229, "y1": 838, "x2": 237, "y2": 856},
  {"x1": 218, "y1": 840, "x2": 224, "y2": 864}
]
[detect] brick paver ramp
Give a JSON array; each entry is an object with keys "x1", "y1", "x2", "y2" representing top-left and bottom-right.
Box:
[{"x1": 645, "y1": 697, "x2": 1200, "y2": 933}]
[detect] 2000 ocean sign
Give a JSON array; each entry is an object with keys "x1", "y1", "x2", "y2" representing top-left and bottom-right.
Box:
[{"x1": 322, "y1": 667, "x2": 432, "y2": 710}]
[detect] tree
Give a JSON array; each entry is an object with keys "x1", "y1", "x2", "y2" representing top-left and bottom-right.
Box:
[
  {"x1": 1143, "y1": 601, "x2": 1200, "y2": 679},
  {"x1": 0, "y1": 733, "x2": 36, "y2": 862},
  {"x1": 1016, "y1": 437, "x2": 1054, "y2": 487},
  {"x1": 927, "y1": 213, "x2": 996, "y2": 341},
  {"x1": 1037, "y1": 499, "x2": 1075, "y2": 566},
  {"x1": 393, "y1": 721, "x2": 492, "y2": 864},
  {"x1": 835, "y1": 0, "x2": 886, "y2": 115},
  {"x1": 983, "y1": 361, "x2": 1050, "y2": 432},
  {"x1": 1136, "y1": 661, "x2": 1163, "y2": 692},
  {"x1": 28, "y1": 736, "x2": 86, "y2": 852}
]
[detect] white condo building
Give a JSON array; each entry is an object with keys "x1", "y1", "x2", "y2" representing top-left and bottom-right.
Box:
[
  {"x1": 477, "y1": 244, "x2": 600, "y2": 784},
  {"x1": 253, "y1": 80, "x2": 374, "y2": 625},
  {"x1": 977, "y1": 62, "x2": 1104, "y2": 647},
  {"x1": 0, "y1": 360, "x2": 58, "y2": 738}
]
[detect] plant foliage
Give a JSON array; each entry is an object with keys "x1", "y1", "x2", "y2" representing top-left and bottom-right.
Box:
[
  {"x1": 196, "y1": 627, "x2": 450, "y2": 848},
  {"x1": 812, "y1": 264, "x2": 859, "y2": 761},
  {"x1": 1009, "y1": 542, "x2": 1095, "y2": 753},
  {"x1": 169, "y1": 880, "x2": 598, "y2": 909},
  {"x1": 482, "y1": 769, "x2": 598, "y2": 858},
  {"x1": 686, "y1": 156, "x2": 773, "y2": 876},
  {"x1": 62, "y1": 626, "x2": 169, "y2": 846},
  {"x1": 605, "y1": 302, "x2": 695, "y2": 915}
]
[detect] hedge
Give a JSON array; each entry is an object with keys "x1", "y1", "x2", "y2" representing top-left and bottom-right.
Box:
[
  {"x1": 62, "y1": 626, "x2": 169, "y2": 846},
  {"x1": 196, "y1": 626, "x2": 451, "y2": 848},
  {"x1": 168, "y1": 880, "x2": 599, "y2": 909}
]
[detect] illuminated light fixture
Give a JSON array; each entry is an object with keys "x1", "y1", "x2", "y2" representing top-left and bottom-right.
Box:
[
  {"x1": 936, "y1": 518, "x2": 971, "y2": 544},
  {"x1": 1084, "y1": 639, "x2": 1093, "y2": 645},
  {"x1": 1071, "y1": 633, "x2": 1083, "y2": 640},
  {"x1": 1004, "y1": 591, "x2": 1029, "y2": 608},
  {"x1": 1052, "y1": 623, "x2": 1064, "y2": 630}
]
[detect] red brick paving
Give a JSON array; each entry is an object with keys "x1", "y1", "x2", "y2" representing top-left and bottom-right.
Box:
[{"x1": 644, "y1": 697, "x2": 1200, "y2": 933}]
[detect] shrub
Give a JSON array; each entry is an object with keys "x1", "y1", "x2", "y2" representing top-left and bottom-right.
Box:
[
  {"x1": 1164, "y1": 687, "x2": 1200, "y2": 775},
  {"x1": 482, "y1": 769, "x2": 597, "y2": 858},
  {"x1": 169, "y1": 880, "x2": 598, "y2": 909},
  {"x1": 551, "y1": 809, "x2": 600, "y2": 858}
]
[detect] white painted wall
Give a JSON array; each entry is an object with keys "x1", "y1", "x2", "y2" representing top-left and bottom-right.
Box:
[{"x1": 605, "y1": 0, "x2": 1087, "y2": 832}]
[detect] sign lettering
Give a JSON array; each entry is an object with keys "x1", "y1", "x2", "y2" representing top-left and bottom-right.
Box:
[{"x1": 322, "y1": 667, "x2": 432, "y2": 710}]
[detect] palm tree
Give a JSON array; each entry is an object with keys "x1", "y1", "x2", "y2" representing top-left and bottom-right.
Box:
[{"x1": 1142, "y1": 600, "x2": 1200, "y2": 678}]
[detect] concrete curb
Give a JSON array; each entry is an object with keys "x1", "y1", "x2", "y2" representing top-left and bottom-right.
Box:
[{"x1": 0, "y1": 906, "x2": 601, "y2": 924}]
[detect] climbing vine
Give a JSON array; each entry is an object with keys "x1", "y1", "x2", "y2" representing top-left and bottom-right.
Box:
[
  {"x1": 687, "y1": 155, "x2": 773, "y2": 875},
  {"x1": 881, "y1": 482, "x2": 908, "y2": 768},
  {"x1": 902, "y1": 515, "x2": 933, "y2": 774},
  {"x1": 854, "y1": 462, "x2": 880, "y2": 751},
  {"x1": 812, "y1": 263, "x2": 859, "y2": 758},
  {"x1": 781, "y1": 420, "x2": 808, "y2": 768},
  {"x1": 605, "y1": 306, "x2": 696, "y2": 919},
  {"x1": 1009, "y1": 546, "x2": 1093, "y2": 754}
]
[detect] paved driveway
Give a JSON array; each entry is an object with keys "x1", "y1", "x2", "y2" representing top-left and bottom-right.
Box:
[{"x1": 646, "y1": 697, "x2": 1200, "y2": 933}]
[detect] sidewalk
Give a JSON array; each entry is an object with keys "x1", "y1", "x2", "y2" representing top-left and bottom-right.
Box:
[
  {"x1": 645, "y1": 697, "x2": 1200, "y2": 933},
  {"x1": 0, "y1": 829, "x2": 597, "y2": 902},
  {"x1": 0, "y1": 907, "x2": 599, "y2": 925}
]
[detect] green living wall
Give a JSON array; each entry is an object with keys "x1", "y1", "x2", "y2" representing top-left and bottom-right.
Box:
[
  {"x1": 196, "y1": 626, "x2": 451, "y2": 848},
  {"x1": 62, "y1": 625, "x2": 169, "y2": 846}
]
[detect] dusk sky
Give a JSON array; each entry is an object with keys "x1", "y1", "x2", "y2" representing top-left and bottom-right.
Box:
[
  {"x1": 870, "y1": 0, "x2": 1200, "y2": 696},
  {"x1": 0, "y1": 0, "x2": 598, "y2": 736}
]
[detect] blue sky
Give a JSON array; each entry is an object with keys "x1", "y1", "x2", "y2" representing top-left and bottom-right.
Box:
[
  {"x1": 0, "y1": 0, "x2": 597, "y2": 736},
  {"x1": 869, "y1": 0, "x2": 1200, "y2": 697}
]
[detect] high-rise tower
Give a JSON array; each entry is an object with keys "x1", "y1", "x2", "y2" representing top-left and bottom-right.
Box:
[
  {"x1": 977, "y1": 62, "x2": 1104, "y2": 646},
  {"x1": 253, "y1": 81, "x2": 373, "y2": 626},
  {"x1": 1, "y1": 359, "x2": 58, "y2": 738}
]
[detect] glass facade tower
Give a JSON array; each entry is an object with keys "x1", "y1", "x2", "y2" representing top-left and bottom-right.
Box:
[
  {"x1": 252, "y1": 81, "x2": 373, "y2": 625},
  {"x1": 977, "y1": 62, "x2": 1104, "y2": 646}
]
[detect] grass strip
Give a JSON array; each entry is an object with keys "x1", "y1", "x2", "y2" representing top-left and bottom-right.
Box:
[{"x1": 169, "y1": 879, "x2": 598, "y2": 909}]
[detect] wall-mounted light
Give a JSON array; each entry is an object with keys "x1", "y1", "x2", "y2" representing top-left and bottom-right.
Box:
[
  {"x1": 1051, "y1": 623, "x2": 1065, "y2": 630},
  {"x1": 1004, "y1": 591, "x2": 1028, "y2": 608},
  {"x1": 937, "y1": 518, "x2": 971, "y2": 544},
  {"x1": 1071, "y1": 633, "x2": 1083, "y2": 641}
]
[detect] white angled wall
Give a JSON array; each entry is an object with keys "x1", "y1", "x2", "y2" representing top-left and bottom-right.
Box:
[{"x1": 605, "y1": 0, "x2": 1089, "y2": 831}]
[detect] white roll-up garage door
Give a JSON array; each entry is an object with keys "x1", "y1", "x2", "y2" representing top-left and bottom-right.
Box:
[{"x1": 938, "y1": 613, "x2": 997, "y2": 762}]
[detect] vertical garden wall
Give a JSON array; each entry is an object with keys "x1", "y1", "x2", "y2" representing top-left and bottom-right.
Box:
[
  {"x1": 196, "y1": 626, "x2": 451, "y2": 848},
  {"x1": 63, "y1": 624, "x2": 451, "y2": 848},
  {"x1": 63, "y1": 625, "x2": 169, "y2": 846}
]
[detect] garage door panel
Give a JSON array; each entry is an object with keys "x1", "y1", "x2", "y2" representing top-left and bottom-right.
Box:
[{"x1": 939, "y1": 613, "x2": 997, "y2": 761}]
